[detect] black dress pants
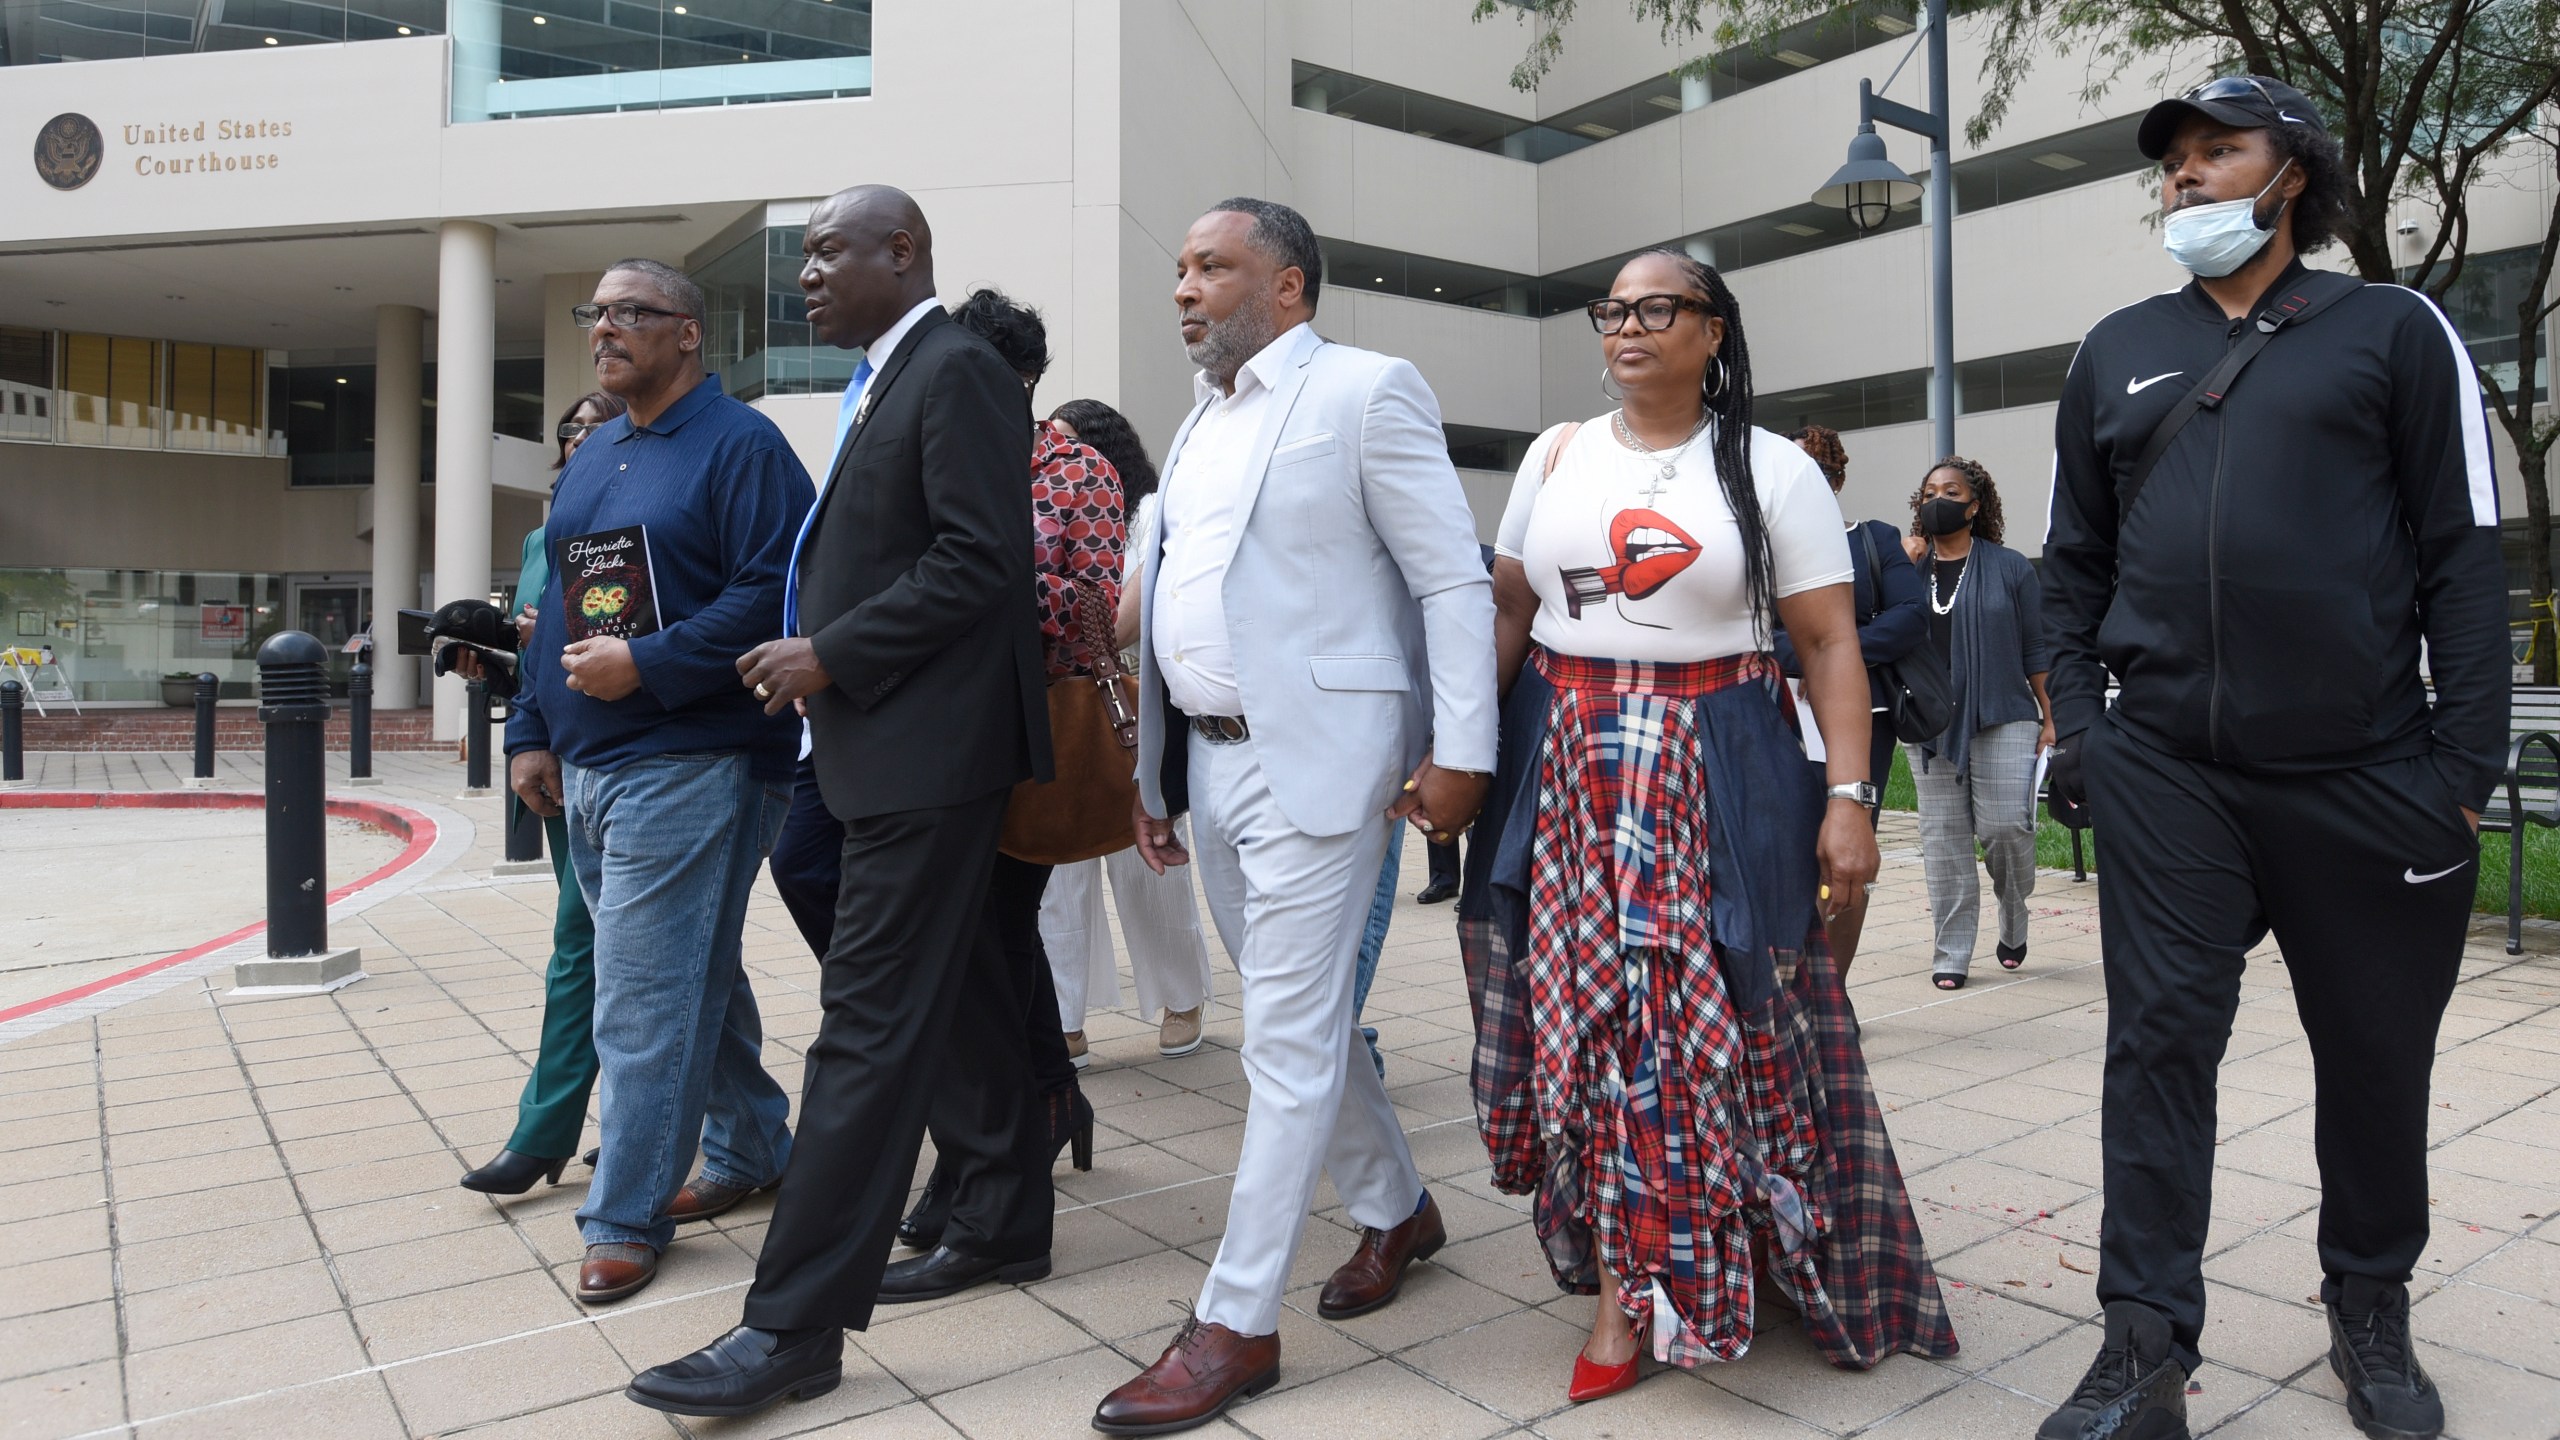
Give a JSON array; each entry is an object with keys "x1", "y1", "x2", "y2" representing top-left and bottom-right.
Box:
[
  {"x1": 2083, "y1": 718, "x2": 2473, "y2": 1373},
  {"x1": 741, "y1": 788, "x2": 1042, "y2": 1333},
  {"x1": 768, "y1": 754, "x2": 842, "y2": 961}
]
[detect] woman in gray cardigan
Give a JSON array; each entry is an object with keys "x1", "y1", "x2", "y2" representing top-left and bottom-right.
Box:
[{"x1": 1900, "y1": 458, "x2": 2054, "y2": 988}]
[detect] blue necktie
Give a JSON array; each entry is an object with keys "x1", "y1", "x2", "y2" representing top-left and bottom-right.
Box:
[{"x1": 787, "y1": 357, "x2": 873, "y2": 638}]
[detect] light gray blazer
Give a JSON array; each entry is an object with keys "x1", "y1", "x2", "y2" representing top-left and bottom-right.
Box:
[{"x1": 1134, "y1": 326, "x2": 1498, "y2": 838}]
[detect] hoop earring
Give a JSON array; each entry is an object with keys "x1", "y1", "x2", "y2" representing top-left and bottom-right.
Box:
[
  {"x1": 1701, "y1": 355, "x2": 1727, "y2": 401},
  {"x1": 1600, "y1": 366, "x2": 1625, "y2": 402}
]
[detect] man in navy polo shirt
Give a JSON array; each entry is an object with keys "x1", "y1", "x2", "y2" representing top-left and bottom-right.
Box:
[{"x1": 506, "y1": 257, "x2": 814, "y2": 1306}]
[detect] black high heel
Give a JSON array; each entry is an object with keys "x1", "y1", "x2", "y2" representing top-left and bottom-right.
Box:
[
  {"x1": 459, "y1": 1149, "x2": 570, "y2": 1195},
  {"x1": 897, "y1": 1162, "x2": 952, "y2": 1250},
  {"x1": 1050, "y1": 1087, "x2": 1095, "y2": 1173}
]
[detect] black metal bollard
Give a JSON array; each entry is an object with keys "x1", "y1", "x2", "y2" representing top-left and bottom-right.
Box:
[
  {"x1": 347, "y1": 659, "x2": 374, "y2": 782},
  {"x1": 1, "y1": 679, "x2": 22, "y2": 783},
  {"x1": 192, "y1": 672, "x2": 218, "y2": 781},
  {"x1": 504, "y1": 790, "x2": 544, "y2": 862},
  {"x1": 258, "y1": 632, "x2": 333, "y2": 959},
  {"x1": 464, "y1": 677, "x2": 492, "y2": 792}
]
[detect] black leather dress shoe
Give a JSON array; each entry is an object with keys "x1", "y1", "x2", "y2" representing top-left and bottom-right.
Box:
[
  {"x1": 457, "y1": 1149, "x2": 568, "y2": 1195},
  {"x1": 878, "y1": 1245, "x2": 1051, "y2": 1304},
  {"x1": 626, "y1": 1325, "x2": 843, "y2": 1418},
  {"x1": 1415, "y1": 879, "x2": 1459, "y2": 905}
]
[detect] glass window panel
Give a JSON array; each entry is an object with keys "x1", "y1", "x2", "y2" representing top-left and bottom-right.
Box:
[
  {"x1": 456, "y1": 0, "x2": 869, "y2": 121},
  {"x1": 1445, "y1": 424, "x2": 1536, "y2": 472},
  {"x1": 0, "y1": 328, "x2": 53, "y2": 442},
  {"x1": 1952, "y1": 112, "x2": 2147, "y2": 214},
  {"x1": 57, "y1": 333, "x2": 161, "y2": 447},
  {"x1": 199, "y1": 0, "x2": 349, "y2": 52}
]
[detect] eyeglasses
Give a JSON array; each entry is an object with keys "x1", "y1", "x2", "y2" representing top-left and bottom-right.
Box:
[
  {"x1": 557, "y1": 420, "x2": 603, "y2": 442},
  {"x1": 2185, "y1": 75, "x2": 2283, "y2": 109},
  {"x1": 1585, "y1": 293, "x2": 1707, "y2": 334},
  {"x1": 572, "y1": 302, "x2": 693, "y2": 329}
]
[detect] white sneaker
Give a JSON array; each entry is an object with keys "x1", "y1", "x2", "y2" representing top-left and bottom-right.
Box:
[
  {"x1": 1064, "y1": 1030, "x2": 1090, "y2": 1070},
  {"x1": 1156, "y1": 1007, "x2": 1203, "y2": 1058}
]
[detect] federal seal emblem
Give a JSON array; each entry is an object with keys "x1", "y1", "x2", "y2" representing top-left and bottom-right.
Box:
[{"x1": 34, "y1": 113, "x2": 103, "y2": 192}]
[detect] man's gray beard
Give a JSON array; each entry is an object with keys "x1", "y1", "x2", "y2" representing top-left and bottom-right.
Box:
[{"x1": 1184, "y1": 290, "x2": 1278, "y2": 384}]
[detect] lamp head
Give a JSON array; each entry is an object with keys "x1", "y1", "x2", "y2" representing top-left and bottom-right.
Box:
[{"x1": 1812, "y1": 125, "x2": 1922, "y2": 234}]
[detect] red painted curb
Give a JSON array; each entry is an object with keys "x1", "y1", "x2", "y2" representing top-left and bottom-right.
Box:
[{"x1": 0, "y1": 791, "x2": 441, "y2": 1024}]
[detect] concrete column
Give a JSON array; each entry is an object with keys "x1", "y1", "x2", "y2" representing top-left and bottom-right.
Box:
[
  {"x1": 432, "y1": 219, "x2": 497, "y2": 742},
  {"x1": 371, "y1": 303, "x2": 424, "y2": 710},
  {"x1": 542, "y1": 271, "x2": 605, "y2": 437}
]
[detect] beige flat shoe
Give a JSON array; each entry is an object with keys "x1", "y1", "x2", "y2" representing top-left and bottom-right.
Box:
[
  {"x1": 1064, "y1": 1030, "x2": 1090, "y2": 1069},
  {"x1": 1157, "y1": 1007, "x2": 1203, "y2": 1058}
]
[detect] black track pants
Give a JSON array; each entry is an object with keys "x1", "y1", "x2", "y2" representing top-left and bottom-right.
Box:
[{"x1": 2083, "y1": 717, "x2": 2474, "y2": 1372}]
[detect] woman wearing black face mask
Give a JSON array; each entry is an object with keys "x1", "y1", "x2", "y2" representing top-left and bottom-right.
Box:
[{"x1": 1901, "y1": 458, "x2": 2053, "y2": 990}]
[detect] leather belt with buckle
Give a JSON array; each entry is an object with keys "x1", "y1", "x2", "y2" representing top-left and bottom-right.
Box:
[{"x1": 1190, "y1": 713, "x2": 1251, "y2": 745}]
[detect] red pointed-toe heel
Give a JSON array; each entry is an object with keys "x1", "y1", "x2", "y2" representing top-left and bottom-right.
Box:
[{"x1": 1568, "y1": 1347, "x2": 1640, "y2": 1403}]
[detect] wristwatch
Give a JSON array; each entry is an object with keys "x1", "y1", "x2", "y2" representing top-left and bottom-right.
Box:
[{"x1": 1827, "y1": 781, "x2": 1879, "y2": 807}]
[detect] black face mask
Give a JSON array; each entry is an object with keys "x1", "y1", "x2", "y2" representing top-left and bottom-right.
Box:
[{"x1": 1918, "y1": 497, "x2": 1973, "y2": 537}]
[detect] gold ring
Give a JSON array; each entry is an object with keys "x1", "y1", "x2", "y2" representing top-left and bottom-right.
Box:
[
  {"x1": 755, "y1": 683, "x2": 773, "y2": 700},
  {"x1": 1433, "y1": 831, "x2": 1453, "y2": 844}
]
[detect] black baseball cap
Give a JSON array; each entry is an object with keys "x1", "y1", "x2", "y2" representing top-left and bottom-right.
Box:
[{"x1": 2137, "y1": 75, "x2": 2328, "y2": 160}]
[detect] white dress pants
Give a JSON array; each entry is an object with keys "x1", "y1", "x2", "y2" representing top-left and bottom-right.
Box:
[
  {"x1": 1040, "y1": 820, "x2": 1216, "y2": 1029},
  {"x1": 1185, "y1": 731, "x2": 1422, "y2": 1336}
]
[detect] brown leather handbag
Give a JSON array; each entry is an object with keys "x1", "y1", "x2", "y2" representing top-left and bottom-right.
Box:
[{"x1": 999, "y1": 583, "x2": 1141, "y2": 864}]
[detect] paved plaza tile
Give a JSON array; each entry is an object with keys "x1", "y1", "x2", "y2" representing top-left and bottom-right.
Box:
[{"x1": 2, "y1": 750, "x2": 2556, "y2": 1438}]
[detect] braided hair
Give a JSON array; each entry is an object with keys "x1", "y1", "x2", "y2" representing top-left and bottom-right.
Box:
[
  {"x1": 1631, "y1": 245, "x2": 1775, "y2": 640},
  {"x1": 1786, "y1": 424, "x2": 1847, "y2": 490},
  {"x1": 1907, "y1": 454, "x2": 2004, "y2": 546}
]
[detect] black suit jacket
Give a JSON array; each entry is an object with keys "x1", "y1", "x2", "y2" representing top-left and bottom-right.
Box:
[{"x1": 799, "y1": 307, "x2": 1052, "y2": 821}]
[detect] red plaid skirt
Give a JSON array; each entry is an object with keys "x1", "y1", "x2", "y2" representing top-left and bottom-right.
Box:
[{"x1": 1473, "y1": 647, "x2": 1957, "y2": 1370}]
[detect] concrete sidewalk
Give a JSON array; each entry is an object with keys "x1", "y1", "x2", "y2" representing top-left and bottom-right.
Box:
[{"x1": 1, "y1": 751, "x2": 2554, "y2": 1439}]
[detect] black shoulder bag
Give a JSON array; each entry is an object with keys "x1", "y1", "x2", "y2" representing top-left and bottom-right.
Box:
[
  {"x1": 1859, "y1": 523, "x2": 1955, "y2": 744},
  {"x1": 2118, "y1": 271, "x2": 2362, "y2": 517}
]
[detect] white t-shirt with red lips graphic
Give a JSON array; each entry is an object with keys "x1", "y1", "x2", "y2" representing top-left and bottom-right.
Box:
[{"x1": 1494, "y1": 416, "x2": 1852, "y2": 663}]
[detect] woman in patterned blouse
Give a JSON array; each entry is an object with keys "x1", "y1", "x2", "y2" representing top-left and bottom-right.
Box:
[{"x1": 886, "y1": 289, "x2": 1127, "y2": 1272}]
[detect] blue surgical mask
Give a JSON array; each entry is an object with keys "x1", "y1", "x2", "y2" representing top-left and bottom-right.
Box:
[{"x1": 2162, "y1": 159, "x2": 2294, "y2": 278}]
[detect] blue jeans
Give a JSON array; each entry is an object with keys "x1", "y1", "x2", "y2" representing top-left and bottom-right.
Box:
[
  {"x1": 1350, "y1": 823, "x2": 1403, "y2": 1079},
  {"x1": 564, "y1": 750, "x2": 793, "y2": 1251}
]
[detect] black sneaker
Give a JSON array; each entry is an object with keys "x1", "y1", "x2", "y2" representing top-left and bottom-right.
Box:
[
  {"x1": 2036, "y1": 1301, "x2": 2191, "y2": 1440},
  {"x1": 2326, "y1": 1276, "x2": 2443, "y2": 1439}
]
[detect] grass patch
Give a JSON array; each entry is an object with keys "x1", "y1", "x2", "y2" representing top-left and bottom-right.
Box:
[{"x1": 1874, "y1": 745, "x2": 2559, "y2": 917}]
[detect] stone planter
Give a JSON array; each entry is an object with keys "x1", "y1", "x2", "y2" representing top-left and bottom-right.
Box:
[{"x1": 160, "y1": 678, "x2": 199, "y2": 707}]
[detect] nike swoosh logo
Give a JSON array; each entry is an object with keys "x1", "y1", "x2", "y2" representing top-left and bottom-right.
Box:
[
  {"x1": 2404, "y1": 863, "x2": 2470, "y2": 884},
  {"x1": 2127, "y1": 371, "x2": 2184, "y2": 394}
]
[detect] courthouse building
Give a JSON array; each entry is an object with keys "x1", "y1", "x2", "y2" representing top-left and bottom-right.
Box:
[{"x1": 3, "y1": 0, "x2": 2552, "y2": 728}]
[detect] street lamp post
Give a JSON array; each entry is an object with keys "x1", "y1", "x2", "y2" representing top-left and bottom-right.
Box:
[{"x1": 1811, "y1": 0, "x2": 1955, "y2": 460}]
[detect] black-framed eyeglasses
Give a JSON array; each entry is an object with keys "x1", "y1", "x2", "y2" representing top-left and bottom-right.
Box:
[
  {"x1": 1586, "y1": 293, "x2": 1708, "y2": 334},
  {"x1": 572, "y1": 302, "x2": 693, "y2": 329},
  {"x1": 2184, "y1": 75, "x2": 2280, "y2": 108},
  {"x1": 557, "y1": 420, "x2": 603, "y2": 442}
]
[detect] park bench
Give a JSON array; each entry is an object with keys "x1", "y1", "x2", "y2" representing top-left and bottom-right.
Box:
[{"x1": 2482, "y1": 685, "x2": 2560, "y2": 954}]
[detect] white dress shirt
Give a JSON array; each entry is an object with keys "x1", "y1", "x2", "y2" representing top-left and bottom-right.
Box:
[{"x1": 1152, "y1": 323, "x2": 1311, "y2": 718}]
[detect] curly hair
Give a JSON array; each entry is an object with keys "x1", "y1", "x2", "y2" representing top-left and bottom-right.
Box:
[
  {"x1": 1786, "y1": 424, "x2": 1847, "y2": 490},
  {"x1": 2265, "y1": 120, "x2": 2350, "y2": 257},
  {"x1": 1626, "y1": 245, "x2": 1776, "y2": 639},
  {"x1": 1048, "y1": 398, "x2": 1159, "y2": 507},
  {"x1": 1908, "y1": 455, "x2": 2004, "y2": 546},
  {"x1": 951, "y1": 286, "x2": 1051, "y2": 380}
]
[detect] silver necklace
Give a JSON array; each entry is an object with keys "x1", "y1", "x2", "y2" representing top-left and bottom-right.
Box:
[
  {"x1": 1612, "y1": 408, "x2": 1711, "y2": 500},
  {"x1": 1928, "y1": 548, "x2": 1969, "y2": 615}
]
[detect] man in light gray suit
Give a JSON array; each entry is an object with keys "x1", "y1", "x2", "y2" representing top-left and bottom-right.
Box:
[{"x1": 1090, "y1": 198, "x2": 1497, "y2": 1437}]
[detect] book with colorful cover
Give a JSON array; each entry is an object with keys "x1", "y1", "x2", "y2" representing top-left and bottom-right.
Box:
[{"x1": 555, "y1": 524, "x2": 661, "y2": 643}]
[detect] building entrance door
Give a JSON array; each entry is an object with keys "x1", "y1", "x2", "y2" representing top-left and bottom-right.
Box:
[{"x1": 290, "y1": 576, "x2": 370, "y2": 696}]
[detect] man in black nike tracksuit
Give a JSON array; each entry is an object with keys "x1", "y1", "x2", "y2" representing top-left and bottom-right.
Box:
[{"x1": 2035, "y1": 79, "x2": 2506, "y2": 1440}]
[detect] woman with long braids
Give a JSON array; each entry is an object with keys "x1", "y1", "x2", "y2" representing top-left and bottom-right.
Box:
[
  {"x1": 1463, "y1": 248, "x2": 1956, "y2": 1401},
  {"x1": 1899, "y1": 457, "x2": 2053, "y2": 990}
]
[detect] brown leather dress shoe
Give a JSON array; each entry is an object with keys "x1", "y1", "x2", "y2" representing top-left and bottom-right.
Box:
[
  {"x1": 1092, "y1": 1317, "x2": 1278, "y2": 1436},
  {"x1": 577, "y1": 1242, "x2": 659, "y2": 1304},
  {"x1": 1317, "y1": 1191, "x2": 1446, "y2": 1319},
  {"x1": 668, "y1": 1174, "x2": 770, "y2": 1224}
]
